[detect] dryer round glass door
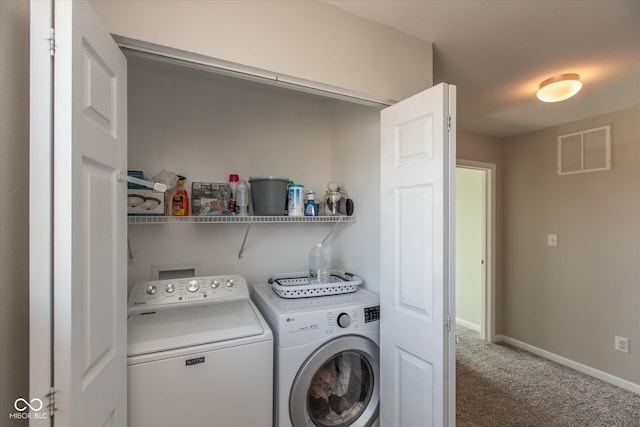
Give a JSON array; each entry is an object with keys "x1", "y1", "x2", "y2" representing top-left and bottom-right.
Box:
[{"x1": 290, "y1": 336, "x2": 379, "y2": 427}]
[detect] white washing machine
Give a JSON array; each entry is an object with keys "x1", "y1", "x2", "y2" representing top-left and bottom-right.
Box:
[
  {"x1": 251, "y1": 284, "x2": 380, "y2": 427},
  {"x1": 127, "y1": 275, "x2": 273, "y2": 427}
]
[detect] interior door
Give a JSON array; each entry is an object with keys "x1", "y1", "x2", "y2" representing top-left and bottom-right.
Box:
[
  {"x1": 30, "y1": 0, "x2": 128, "y2": 425},
  {"x1": 379, "y1": 83, "x2": 456, "y2": 426}
]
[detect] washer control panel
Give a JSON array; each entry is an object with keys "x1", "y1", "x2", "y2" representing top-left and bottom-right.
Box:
[
  {"x1": 128, "y1": 275, "x2": 248, "y2": 312},
  {"x1": 282, "y1": 305, "x2": 380, "y2": 335},
  {"x1": 363, "y1": 305, "x2": 380, "y2": 323},
  {"x1": 328, "y1": 305, "x2": 380, "y2": 329}
]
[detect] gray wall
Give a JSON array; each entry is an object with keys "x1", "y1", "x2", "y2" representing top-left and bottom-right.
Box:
[
  {"x1": 0, "y1": 0, "x2": 30, "y2": 424},
  {"x1": 502, "y1": 105, "x2": 640, "y2": 385}
]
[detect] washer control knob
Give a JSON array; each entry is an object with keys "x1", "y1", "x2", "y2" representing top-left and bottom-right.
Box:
[
  {"x1": 226, "y1": 279, "x2": 235, "y2": 288},
  {"x1": 146, "y1": 285, "x2": 157, "y2": 295},
  {"x1": 337, "y1": 313, "x2": 351, "y2": 328},
  {"x1": 210, "y1": 280, "x2": 220, "y2": 289},
  {"x1": 186, "y1": 279, "x2": 200, "y2": 293},
  {"x1": 165, "y1": 283, "x2": 175, "y2": 293}
]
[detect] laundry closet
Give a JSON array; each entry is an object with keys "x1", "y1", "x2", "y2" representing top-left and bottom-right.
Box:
[
  {"x1": 125, "y1": 49, "x2": 383, "y2": 293},
  {"x1": 89, "y1": 0, "x2": 435, "y2": 295},
  {"x1": 30, "y1": 2, "x2": 457, "y2": 425}
]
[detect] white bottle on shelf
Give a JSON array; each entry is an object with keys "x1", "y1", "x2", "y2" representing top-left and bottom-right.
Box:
[
  {"x1": 236, "y1": 180, "x2": 249, "y2": 216},
  {"x1": 308, "y1": 243, "x2": 330, "y2": 284}
]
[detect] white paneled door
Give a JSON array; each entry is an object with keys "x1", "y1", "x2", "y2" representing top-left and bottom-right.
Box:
[
  {"x1": 30, "y1": 0, "x2": 128, "y2": 425},
  {"x1": 379, "y1": 83, "x2": 456, "y2": 426}
]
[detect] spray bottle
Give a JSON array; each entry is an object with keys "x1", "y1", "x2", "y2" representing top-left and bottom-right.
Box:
[{"x1": 171, "y1": 175, "x2": 189, "y2": 216}]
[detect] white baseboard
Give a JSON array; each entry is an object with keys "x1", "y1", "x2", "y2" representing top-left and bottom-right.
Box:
[
  {"x1": 455, "y1": 318, "x2": 480, "y2": 332},
  {"x1": 494, "y1": 334, "x2": 640, "y2": 395}
]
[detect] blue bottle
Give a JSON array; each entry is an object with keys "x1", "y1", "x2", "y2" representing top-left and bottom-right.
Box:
[{"x1": 304, "y1": 190, "x2": 319, "y2": 216}]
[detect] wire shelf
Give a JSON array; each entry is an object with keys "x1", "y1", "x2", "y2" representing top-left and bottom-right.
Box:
[{"x1": 128, "y1": 215, "x2": 356, "y2": 225}]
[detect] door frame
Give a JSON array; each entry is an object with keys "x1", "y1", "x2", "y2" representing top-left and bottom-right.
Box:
[
  {"x1": 29, "y1": 2, "x2": 54, "y2": 423},
  {"x1": 456, "y1": 160, "x2": 496, "y2": 343}
]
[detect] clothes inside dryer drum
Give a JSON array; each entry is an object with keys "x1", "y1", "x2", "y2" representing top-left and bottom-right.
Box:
[{"x1": 308, "y1": 351, "x2": 373, "y2": 426}]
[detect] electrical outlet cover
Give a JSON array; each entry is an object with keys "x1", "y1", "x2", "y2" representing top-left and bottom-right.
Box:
[{"x1": 615, "y1": 336, "x2": 630, "y2": 353}]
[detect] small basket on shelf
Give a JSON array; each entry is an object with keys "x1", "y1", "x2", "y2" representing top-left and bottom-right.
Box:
[{"x1": 268, "y1": 270, "x2": 362, "y2": 299}]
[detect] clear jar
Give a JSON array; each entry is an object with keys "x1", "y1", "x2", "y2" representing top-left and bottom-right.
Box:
[{"x1": 324, "y1": 190, "x2": 341, "y2": 216}]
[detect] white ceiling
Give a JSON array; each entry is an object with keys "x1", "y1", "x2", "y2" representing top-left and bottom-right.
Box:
[{"x1": 323, "y1": 0, "x2": 640, "y2": 138}]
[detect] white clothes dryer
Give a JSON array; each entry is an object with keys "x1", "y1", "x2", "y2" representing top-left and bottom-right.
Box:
[
  {"x1": 127, "y1": 275, "x2": 273, "y2": 427},
  {"x1": 251, "y1": 284, "x2": 380, "y2": 427}
]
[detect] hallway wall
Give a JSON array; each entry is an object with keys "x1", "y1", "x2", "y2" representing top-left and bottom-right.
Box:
[
  {"x1": 0, "y1": 0, "x2": 30, "y2": 424},
  {"x1": 502, "y1": 105, "x2": 640, "y2": 386}
]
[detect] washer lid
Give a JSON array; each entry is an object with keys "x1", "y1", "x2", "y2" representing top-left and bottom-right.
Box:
[{"x1": 127, "y1": 301, "x2": 264, "y2": 357}]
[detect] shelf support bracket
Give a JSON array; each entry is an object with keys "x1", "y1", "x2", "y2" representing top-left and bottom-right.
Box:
[
  {"x1": 238, "y1": 223, "x2": 252, "y2": 259},
  {"x1": 322, "y1": 222, "x2": 342, "y2": 245},
  {"x1": 127, "y1": 237, "x2": 134, "y2": 263}
]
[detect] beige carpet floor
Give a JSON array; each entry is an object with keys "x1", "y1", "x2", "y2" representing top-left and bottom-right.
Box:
[{"x1": 456, "y1": 326, "x2": 640, "y2": 426}]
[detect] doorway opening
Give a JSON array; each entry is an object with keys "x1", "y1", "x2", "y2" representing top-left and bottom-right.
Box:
[{"x1": 455, "y1": 160, "x2": 496, "y2": 342}]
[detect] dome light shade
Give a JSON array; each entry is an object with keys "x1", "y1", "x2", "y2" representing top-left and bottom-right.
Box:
[{"x1": 536, "y1": 73, "x2": 582, "y2": 102}]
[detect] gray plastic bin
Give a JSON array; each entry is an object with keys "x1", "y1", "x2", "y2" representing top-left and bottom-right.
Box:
[{"x1": 249, "y1": 176, "x2": 289, "y2": 216}]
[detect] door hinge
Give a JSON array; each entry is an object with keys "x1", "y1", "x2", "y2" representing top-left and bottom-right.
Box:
[
  {"x1": 49, "y1": 28, "x2": 56, "y2": 56},
  {"x1": 447, "y1": 114, "x2": 452, "y2": 131},
  {"x1": 45, "y1": 387, "x2": 57, "y2": 416},
  {"x1": 446, "y1": 314, "x2": 451, "y2": 331}
]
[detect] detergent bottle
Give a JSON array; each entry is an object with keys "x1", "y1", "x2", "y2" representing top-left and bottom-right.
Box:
[{"x1": 171, "y1": 175, "x2": 189, "y2": 216}]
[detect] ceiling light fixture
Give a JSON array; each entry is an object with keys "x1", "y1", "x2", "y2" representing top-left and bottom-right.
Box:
[{"x1": 536, "y1": 73, "x2": 582, "y2": 103}]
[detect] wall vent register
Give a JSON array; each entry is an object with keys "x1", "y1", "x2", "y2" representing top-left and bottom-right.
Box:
[{"x1": 558, "y1": 125, "x2": 611, "y2": 175}]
